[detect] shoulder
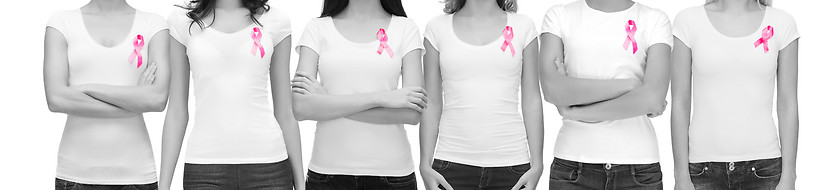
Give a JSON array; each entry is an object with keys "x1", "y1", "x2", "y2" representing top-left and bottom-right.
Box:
[
  {"x1": 136, "y1": 10, "x2": 166, "y2": 24},
  {"x1": 765, "y1": 7, "x2": 796, "y2": 23},
  {"x1": 426, "y1": 14, "x2": 450, "y2": 26},
  {"x1": 261, "y1": 8, "x2": 291, "y2": 25},
  {"x1": 167, "y1": 8, "x2": 192, "y2": 25},
  {"x1": 509, "y1": 13, "x2": 536, "y2": 26},
  {"x1": 635, "y1": 3, "x2": 669, "y2": 20},
  {"x1": 393, "y1": 16, "x2": 419, "y2": 27},
  {"x1": 47, "y1": 9, "x2": 76, "y2": 24}
]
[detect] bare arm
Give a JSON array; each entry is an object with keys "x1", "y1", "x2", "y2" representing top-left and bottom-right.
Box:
[
  {"x1": 43, "y1": 27, "x2": 136, "y2": 118},
  {"x1": 291, "y1": 47, "x2": 425, "y2": 122},
  {"x1": 538, "y1": 33, "x2": 640, "y2": 106},
  {"x1": 269, "y1": 36, "x2": 305, "y2": 190},
  {"x1": 159, "y1": 36, "x2": 190, "y2": 190},
  {"x1": 561, "y1": 43, "x2": 672, "y2": 121},
  {"x1": 345, "y1": 49, "x2": 425, "y2": 125},
  {"x1": 670, "y1": 37, "x2": 693, "y2": 188},
  {"x1": 513, "y1": 39, "x2": 545, "y2": 190},
  {"x1": 776, "y1": 39, "x2": 799, "y2": 188},
  {"x1": 419, "y1": 40, "x2": 442, "y2": 169},
  {"x1": 80, "y1": 30, "x2": 172, "y2": 113}
]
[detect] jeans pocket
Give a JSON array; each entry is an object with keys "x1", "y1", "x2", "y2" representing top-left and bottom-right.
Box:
[
  {"x1": 382, "y1": 173, "x2": 417, "y2": 186},
  {"x1": 549, "y1": 159, "x2": 580, "y2": 183},
  {"x1": 306, "y1": 170, "x2": 332, "y2": 183},
  {"x1": 688, "y1": 163, "x2": 707, "y2": 177},
  {"x1": 431, "y1": 159, "x2": 451, "y2": 172},
  {"x1": 752, "y1": 158, "x2": 782, "y2": 179},
  {"x1": 632, "y1": 163, "x2": 663, "y2": 186},
  {"x1": 508, "y1": 163, "x2": 531, "y2": 175}
]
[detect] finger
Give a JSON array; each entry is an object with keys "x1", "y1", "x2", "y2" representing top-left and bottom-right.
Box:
[
  {"x1": 291, "y1": 87, "x2": 309, "y2": 95},
  {"x1": 511, "y1": 176, "x2": 528, "y2": 190},
  {"x1": 406, "y1": 103, "x2": 422, "y2": 112},
  {"x1": 410, "y1": 98, "x2": 427, "y2": 109},
  {"x1": 149, "y1": 62, "x2": 158, "y2": 77},
  {"x1": 291, "y1": 76, "x2": 310, "y2": 83},
  {"x1": 295, "y1": 72, "x2": 316, "y2": 81},
  {"x1": 439, "y1": 179, "x2": 454, "y2": 190},
  {"x1": 291, "y1": 82, "x2": 312, "y2": 90}
]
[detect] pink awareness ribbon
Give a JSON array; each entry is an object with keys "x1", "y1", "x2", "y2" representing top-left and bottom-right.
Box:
[
  {"x1": 754, "y1": 26, "x2": 774, "y2": 53},
  {"x1": 623, "y1": 20, "x2": 638, "y2": 54},
  {"x1": 128, "y1": 35, "x2": 144, "y2": 68},
  {"x1": 377, "y1": 28, "x2": 394, "y2": 58},
  {"x1": 251, "y1": 27, "x2": 265, "y2": 58},
  {"x1": 501, "y1": 26, "x2": 515, "y2": 57}
]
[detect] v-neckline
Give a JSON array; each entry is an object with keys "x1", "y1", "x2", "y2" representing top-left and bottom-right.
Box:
[{"x1": 78, "y1": 9, "x2": 138, "y2": 49}]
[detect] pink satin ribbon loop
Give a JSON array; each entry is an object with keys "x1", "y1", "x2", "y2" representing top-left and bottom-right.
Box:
[
  {"x1": 377, "y1": 28, "x2": 394, "y2": 58},
  {"x1": 754, "y1": 25, "x2": 774, "y2": 53},
  {"x1": 623, "y1": 20, "x2": 638, "y2": 54},
  {"x1": 128, "y1": 35, "x2": 144, "y2": 68},
  {"x1": 251, "y1": 27, "x2": 266, "y2": 58},
  {"x1": 500, "y1": 26, "x2": 515, "y2": 57}
]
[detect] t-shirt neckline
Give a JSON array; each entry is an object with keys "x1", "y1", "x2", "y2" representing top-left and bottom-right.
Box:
[
  {"x1": 701, "y1": 6, "x2": 769, "y2": 39},
  {"x1": 327, "y1": 15, "x2": 397, "y2": 45},
  {"x1": 448, "y1": 12, "x2": 511, "y2": 47},
  {"x1": 78, "y1": 9, "x2": 139, "y2": 49},
  {"x1": 583, "y1": 0, "x2": 637, "y2": 14}
]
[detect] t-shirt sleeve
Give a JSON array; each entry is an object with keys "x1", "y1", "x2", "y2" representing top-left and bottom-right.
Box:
[
  {"x1": 46, "y1": 11, "x2": 69, "y2": 36},
  {"x1": 423, "y1": 17, "x2": 440, "y2": 52},
  {"x1": 265, "y1": 10, "x2": 292, "y2": 46},
  {"x1": 776, "y1": 11, "x2": 800, "y2": 50},
  {"x1": 541, "y1": 5, "x2": 564, "y2": 38},
  {"x1": 646, "y1": 10, "x2": 673, "y2": 47},
  {"x1": 167, "y1": 10, "x2": 191, "y2": 45},
  {"x1": 671, "y1": 9, "x2": 692, "y2": 48},
  {"x1": 296, "y1": 19, "x2": 322, "y2": 55},
  {"x1": 400, "y1": 18, "x2": 425, "y2": 58},
  {"x1": 520, "y1": 15, "x2": 539, "y2": 48}
]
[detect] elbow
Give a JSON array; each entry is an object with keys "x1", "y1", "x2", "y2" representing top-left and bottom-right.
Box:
[
  {"x1": 291, "y1": 98, "x2": 312, "y2": 121},
  {"x1": 148, "y1": 94, "x2": 169, "y2": 112},
  {"x1": 404, "y1": 111, "x2": 422, "y2": 125},
  {"x1": 46, "y1": 95, "x2": 65, "y2": 113}
]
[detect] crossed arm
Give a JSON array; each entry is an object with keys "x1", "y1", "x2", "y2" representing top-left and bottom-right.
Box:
[
  {"x1": 291, "y1": 46, "x2": 425, "y2": 125},
  {"x1": 539, "y1": 33, "x2": 670, "y2": 122},
  {"x1": 43, "y1": 27, "x2": 170, "y2": 118}
]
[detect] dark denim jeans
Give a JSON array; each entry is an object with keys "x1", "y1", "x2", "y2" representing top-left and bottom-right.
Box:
[
  {"x1": 55, "y1": 178, "x2": 157, "y2": 190},
  {"x1": 183, "y1": 159, "x2": 293, "y2": 190},
  {"x1": 549, "y1": 158, "x2": 663, "y2": 190},
  {"x1": 305, "y1": 170, "x2": 417, "y2": 190},
  {"x1": 431, "y1": 159, "x2": 530, "y2": 190},
  {"x1": 689, "y1": 157, "x2": 782, "y2": 190}
]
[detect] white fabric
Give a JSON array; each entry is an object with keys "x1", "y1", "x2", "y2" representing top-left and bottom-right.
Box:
[
  {"x1": 296, "y1": 16, "x2": 424, "y2": 176},
  {"x1": 167, "y1": 9, "x2": 292, "y2": 164},
  {"x1": 425, "y1": 13, "x2": 538, "y2": 167},
  {"x1": 48, "y1": 9, "x2": 166, "y2": 184},
  {"x1": 541, "y1": 0, "x2": 672, "y2": 164},
  {"x1": 673, "y1": 6, "x2": 799, "y2": 163}
]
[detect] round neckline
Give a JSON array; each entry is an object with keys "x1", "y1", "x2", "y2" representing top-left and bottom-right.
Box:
[
  {"x1": 702, "y1": 6, "x2": 769, "y2": 39},
  {"x1": 448, "y1": 12, "x2": 511, "y2": 47},
  {"x1": 328, "y1": 15, "x2": 396, "y2": 45},
  {"x1": 205, "y1": 11, "x2": 267, "y2": 34},
  {"x1": 78, "y1": 9, "x2": 138, "y2": 49},
  {"x1": 583, "y1": 0, "x2": 637, "y2": 14}
]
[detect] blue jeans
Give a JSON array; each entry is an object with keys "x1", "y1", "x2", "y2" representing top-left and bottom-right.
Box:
[
  {"x1": 689, "y1": 157, "x2": 782, "y2": 190},
  {"x1": 305, "y1": 170, "x2": 417, "y2": 190},
  {"x1": 432, "y1": 159, "x2": 530, "y2": 190},
  {"x1": 55, "y1": 178, "x2": 157, "y2": 190},
  {"x1": 183, "y1": 159, "x2": 294, "y2": 190},
  {"x1": 549, "y1": 158, "x2": 663, "y2": 190}
]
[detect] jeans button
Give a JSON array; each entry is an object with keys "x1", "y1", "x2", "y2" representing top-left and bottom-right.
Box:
[
  {"x1": 605, "y1": 163, "x2": 612, "y2": 170},
  {"x1": 728, "y1": 162, "x2": 735, "y2": 171}
]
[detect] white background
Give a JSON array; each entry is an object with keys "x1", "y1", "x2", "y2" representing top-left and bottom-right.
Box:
[{"x1": 1, "y1": 0, "x2": 838, "y2": 189}]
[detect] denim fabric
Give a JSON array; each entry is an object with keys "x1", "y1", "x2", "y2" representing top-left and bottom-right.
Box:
[
  {"x1": 431, "y1": 159, "x2": 530, "y2": 190},
  {"x1": 55, "y1": 178, "x2": 157, "y2": 190},
  {"x1": 689, "y1": 157, "x2": 782, "y2": 190},
  {"x1": 305, "y1": 170, "x2": 417, "y2": 190},
  {"x1": 183, "y1": 159, "x2": 294, "y2": 190},
  {"x1": 548, "y1": 157, "x2": 663, "y2": 190}
]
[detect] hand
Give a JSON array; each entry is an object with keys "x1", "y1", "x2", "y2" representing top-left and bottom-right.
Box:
[
  {"x1": 419, "y1": 165, "x2": 453, "y2": 190},
  {"x1": 648, "y1": 100, "x2": 668, "y2": 118},
  {"x1": 291, "y1": 72, "x2": 327, "y2": 95},
  {"x1": 512, "y1": 164, "x2": 543, "y2": 190},
  {"x1": 137, "y1": 62, "x2": 157, "y2": 86},
  {"x1": 776, "y1": 178, "x2": 795, "y2": 190},
  {"x1": 554, "y1": 58, "x2": 568, "y2": 76},
  {"x1": 376, "y1": 87, "x2": 427, "y2": 112},
  {"x1": 674, "y1": 179, "x2": 695, "y2": 190}
]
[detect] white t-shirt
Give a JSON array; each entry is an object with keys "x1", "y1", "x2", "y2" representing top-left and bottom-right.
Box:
[
  {"x1": 673, "y1": 6, "x2": 799, "y2": 163},
  {"x1": 425, "y1": 13, "x2": 538, "y2": 167},
  {"x1": 48, "y1": 9, "x2": 166, "y2": 184},
  {"x1": 168, "y1": 9, "x2": 292, "y2": 164},
  {"x1": 541, "y1": 1, "x2": 672, "y2": 164},
  {"x1": 296, "y1": 16, "x2": 424, "y2": 176}
]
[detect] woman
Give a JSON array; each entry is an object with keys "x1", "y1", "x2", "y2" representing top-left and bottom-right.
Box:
[
  {"x1": 160, "y1": 0, "x2": 304, "y2": 189},
  {"x1": 290, "y1": 0, "x2": 424, "y2": 189},
  {"x1": 419, "y1": 0, "x2": 543, "y2": 190},
  {"x1": 44, "y1": 0, "x2": 169, "y2": 189},
  {"x1": 539, "y1": 0, "x2": 672, "y2": 189},
  {"x1": 671, "y1": 0, "x2": 799, "y2": 189}
]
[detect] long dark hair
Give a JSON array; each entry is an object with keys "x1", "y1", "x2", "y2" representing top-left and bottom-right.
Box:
[
  {"x1": 443, "y1": 0, "x2": 517, "y2": 14},
  {"x1": 319, "y1": 0, "x2": 407, "y2": 17},
  {"x1": 176, "y1": 0, "x2": 271, "y2": 31}
]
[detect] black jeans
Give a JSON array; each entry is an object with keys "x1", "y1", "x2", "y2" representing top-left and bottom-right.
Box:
[
  {"x1": 305, "y1": 170, "x2": 417, "y2": 190},
  {"x1": 183, "y1": 159, "x2": 294, "y2": 190},
  {"x1": 55, "y1": 178, "x2": 157, "y2": 190},
  {"x1": 431, "y1": 159, "x2": 530, "y2": 190},
  {"x1": 549, "y1": 158, "x2": 663, "y2": 190},
  {"x1": 689, "y1": 157, "x2": 782, "y2": 190}
]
